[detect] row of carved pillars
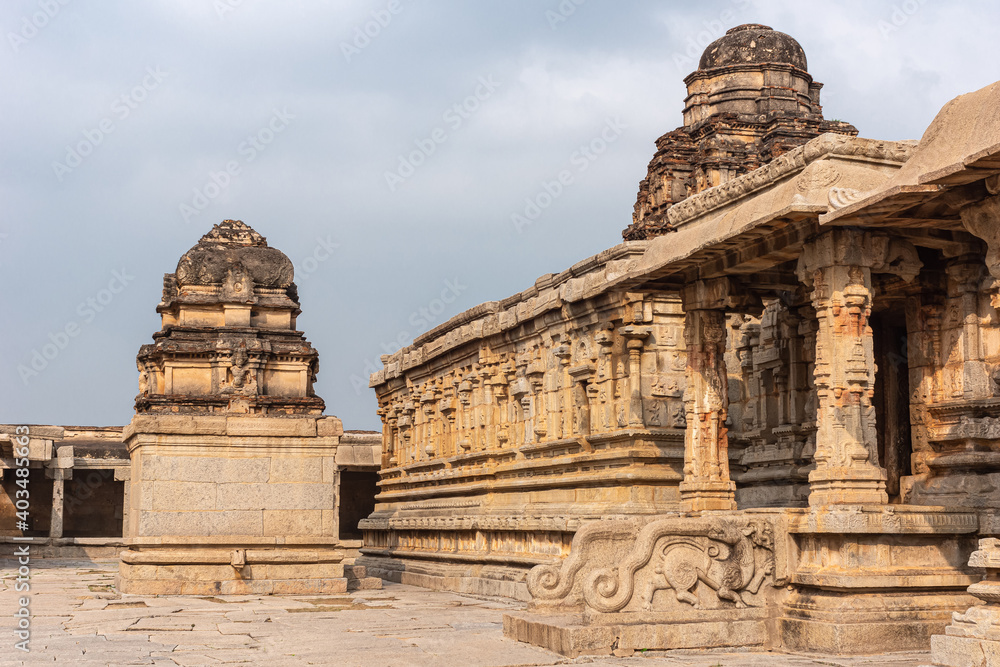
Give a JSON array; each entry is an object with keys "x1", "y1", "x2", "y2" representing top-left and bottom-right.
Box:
[{"x1": 678, "y1": 228, "x2": 907, "y2": 511}]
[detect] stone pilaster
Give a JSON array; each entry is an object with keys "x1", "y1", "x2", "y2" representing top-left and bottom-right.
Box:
[
  {"x1": 679, "y1": 279, "x2": 748, "y2": 512},
  {"x1": 49, "y1": 476, "x2": 64, "y2": 539},
  {"x1": 621, "y1": 327, "x2": 650, "y2": 429},
  {"x1": 797, "y1": 229, "x2": 888, "y2": 506},
  {"x1": 567, "y1": 364, "x2": 594, "y2": 437}
]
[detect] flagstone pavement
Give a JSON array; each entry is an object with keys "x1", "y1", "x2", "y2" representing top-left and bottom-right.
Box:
[{"x1": 0, "y1": 559, "x2": 933, "y2": 667}]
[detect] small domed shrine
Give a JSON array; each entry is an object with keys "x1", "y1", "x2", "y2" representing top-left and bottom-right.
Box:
[
  {"x1": 120, "y1": 220, "x2": 380, "y2": 595},
  {"x1": 623, "y1": 24, "x2": 857, "y2": 240}
]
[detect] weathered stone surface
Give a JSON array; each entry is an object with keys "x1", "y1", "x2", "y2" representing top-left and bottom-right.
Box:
[
  {"x1": 927, "y1": 538, "x2": 1000, "y2": 666},
  {"x1": 175, "y1": 219, "x2": 293, "y2": 289},
  {"x1": 362, "y1": 291, "x2": 688, "y2": 596},
  {"x1": 135, "y1": 219, "x2": 324, "y2": 416},
  {"x1": 119, "y1": 221, "x2": 379, "y2": 595},
  {"x1": 623, "y1": 24, "x2": 858, "y2": 241},
  {"x1": 362, "y1": 28, "x2": 1000, "y2": 659},
  {"x1": 2, "y1": 560, "x2": 938, "y2": 666},
  {"x1": 268, "y1": 456, "x2": 324, "y2": 483}
]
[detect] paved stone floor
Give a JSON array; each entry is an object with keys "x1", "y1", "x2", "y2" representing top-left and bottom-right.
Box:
[{"x1": 0, "y1": 560, "x2": 931, "y2": 667}]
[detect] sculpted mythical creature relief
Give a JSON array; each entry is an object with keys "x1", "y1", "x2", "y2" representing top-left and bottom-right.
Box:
[
  {"x1": 526, "y1": 517, "x2": 781, "y2": 615},
  {"x1": 642, "y1": 520, "x2": 774, "y2": 610}
]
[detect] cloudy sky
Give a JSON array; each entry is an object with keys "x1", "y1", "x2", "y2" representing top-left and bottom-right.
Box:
[{"x1": 2, "y1": 0, "x2": 998, "y2": 431}]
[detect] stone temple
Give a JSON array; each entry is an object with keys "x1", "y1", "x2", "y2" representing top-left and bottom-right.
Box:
[
  {"x1": 359, "y1": 24, "x2": 1000, "y2": 660},
  {"x1": 6, "y1": 22, "x2": 1000, "y2": 664}
]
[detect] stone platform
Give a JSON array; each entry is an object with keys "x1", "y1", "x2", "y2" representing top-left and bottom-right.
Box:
[
  {"x1": 503, "y1": 507, "x2": 984, "y2": 657},
  {"x1": 0, "y1": 559, "x2": 934, "y2": 666}
]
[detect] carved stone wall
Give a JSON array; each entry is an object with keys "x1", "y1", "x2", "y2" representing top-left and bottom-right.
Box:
[
  {"x1": 729, "y1": 302, "x2": 818, "y2": 508},
  {"x1": 362, "y1": 246, "x2": 692, "y2": 597},
  {"x1": 504, "y1": 513, "x2": 789, "y2": 655},
  {"x1": 525, "y1": 514, "x2": 786, "y2": 616},
  {"x1": 900, "y1": 218, "x2": 1000, "y2": 506},
  {"x1": 367, "y1": 52, "x2": 1000, "y2": 658}
]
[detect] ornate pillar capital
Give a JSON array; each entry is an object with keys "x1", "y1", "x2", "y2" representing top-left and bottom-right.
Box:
[
  {"x1": 797, "y1": 228, "x2": 922, "y2": 287},
  {"x1": 961, "y1": 194, "x2": 1000, "y2": 307}
]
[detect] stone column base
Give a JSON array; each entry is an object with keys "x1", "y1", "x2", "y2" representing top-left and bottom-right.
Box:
[
  {"x1": 504, "y1": 608, "x2": 771, "y2": 658},
  {"x1": 357, "y1": 553, "x2": 531, "y2": 601},
  {"x1": 925, "y1": 537, "x2": 1000, "y2": 666},
  {"x1": 118, "y1": 546, "x2": 352, "y2": 595},
  {"x1": 780, "y1": 590, "x2": 976, "y2": 654},
  {"x1": 928, "y1": 634, "x2": 1000, "y2": 666},
  {"x1": 807, "y1": 466, "x2": 888, "y2": 506},
  {"x1": 679, "y1": 480, "x2": 737, "y2": 512}
]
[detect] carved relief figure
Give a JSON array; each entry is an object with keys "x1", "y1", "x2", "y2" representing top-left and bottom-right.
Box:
[{"x1": 642, "y1": 520, "x2": 774, "y2": 610}]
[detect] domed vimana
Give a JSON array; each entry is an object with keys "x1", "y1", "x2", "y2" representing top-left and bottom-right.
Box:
[
  {"x1": 135, "y1": 219, "x2": 323, "y2": 416},
  {"x1": 699, "y1": 23, "x2": 807, "y2": 70},
  {"x1": 623, "y1": 24, "x2": 857, "y2": 240}
]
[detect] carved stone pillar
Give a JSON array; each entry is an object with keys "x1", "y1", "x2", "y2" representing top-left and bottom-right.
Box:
[
  {"x1": 947, "y1": 257, "x2": 991, "y2": 399},
  {"x1": 528, "y1": 362, "x2": 546, "y2": 442},
  {"x1": 796, "y1": 229, "x2": 922, "y2": 506},
  {"x1": 493, "y1": 370, "x2": 510, "y2": 448},
  {"x1": 400, "y1": 401, "x2": 414, "y2": 461},
  {"x1": 679, "y1": 308, "x2": 735, "y2": 511},
  {"x1": 679, "y1": 280, "x2": 743, "y2": 512},
  {"x1": 568, "y1": 365, "x2": 594, "y2": 438},
  {"x1": 621, "y1": 327, "x2": 650, "y2": 428},
  {"x1": 457, "y1": 379, "x2": 472, "y2": 453},
  {"x1": 420, "y1": 388, "x2": 437, "y2": 459},
  {"x1": 554, "y1": 344, "x2": 572, "y2": 438},
  {"x1": 377, "y1": 407, "x2": 394, "y2": 467}
]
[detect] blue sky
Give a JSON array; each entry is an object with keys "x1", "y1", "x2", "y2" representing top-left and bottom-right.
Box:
[{"x1": 2, "y1": 0, "x2": 998, "y2": 430}]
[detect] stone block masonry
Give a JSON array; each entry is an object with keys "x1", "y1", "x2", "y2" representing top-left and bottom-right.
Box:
[{"x1": 118, "y1": 220, "x2": 379, "y2": 595}]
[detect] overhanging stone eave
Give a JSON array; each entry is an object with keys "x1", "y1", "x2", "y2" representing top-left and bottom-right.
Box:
[
  {"x1": 617, "y1": 205, "x2": 825, "y2": 292},
  {"x1": 664, "y1": 134, "x2": 913, "y2": 229},
  {"x1": 617, "y1": 137, "x2": 918, "y2": 291},
  {"x1": 819, "y1": 183, "x2": 945, "y2": 226},
  {"x1": 372, "y1": 138, "x2": 915, "y2": 389},
  {"x1": 818, "y1": 171, "x2": 1000, "y2": 232},
  {"x1": 820, "y1": 79, "x2": 1000, "y2": 228}
]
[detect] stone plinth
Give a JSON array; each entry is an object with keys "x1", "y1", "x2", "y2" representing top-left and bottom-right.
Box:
[
  {"x1": 780, "y1": 506, "x2": 979, "y2": 655},
  {"x1": 927, "y1": 538, "x2": 1000, "y2": 667},
  {"x1": 503, "y1": 506, "x2": 981, "y2": 657},
  {"x1": 118, "y1": 414, "x2": 347, "y2": 595},
  {"x1": 502, "y1": 512, "x2": 789, "y2": 656}
]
